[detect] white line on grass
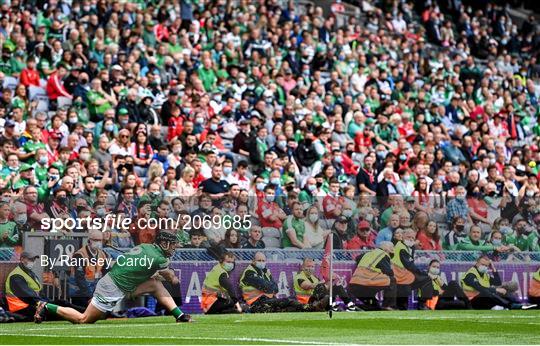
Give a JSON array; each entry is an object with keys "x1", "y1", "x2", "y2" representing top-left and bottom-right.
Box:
[{"x1": 0, "y1": 332, "x2": 350, "y2": 345}]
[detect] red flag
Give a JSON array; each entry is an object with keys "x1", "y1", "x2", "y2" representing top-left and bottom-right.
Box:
[{"x1": 320, "y1": 233, "x2": 333, "y2": 282}]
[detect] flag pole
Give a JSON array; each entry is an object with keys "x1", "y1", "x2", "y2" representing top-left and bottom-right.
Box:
[{"x1": 328, "y1": 232, "x2": 333, "y2": 319}]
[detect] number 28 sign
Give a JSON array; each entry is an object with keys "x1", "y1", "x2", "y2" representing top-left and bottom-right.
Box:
[{"x1": 46, "y1": 239, "x2": 81, "y2": 269}]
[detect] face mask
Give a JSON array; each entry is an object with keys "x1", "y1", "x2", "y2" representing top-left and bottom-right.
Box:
[
  {"x1": 120, "y1": 119, "x2": 129, "y2": 126},
  {"x1": 96, "y1": 208, "x2": 106, "y2": 217},
  {"x1": 105, "y1": 124, "x2": 114, "y2": 132},
  {"x1": 223, "y1": 167, "x2": 232, "y2": 175},
  {"x1": 265, "y1": 194, "x2": 275, "y2": 203},
  {"x1": 256, "y1": 182, "x2": 266, "y2": 191},
  {"x1": 151, "y1": 191, "x2": 160, "y2": 197},
  {"x1": 222, "y1": 262, "x2": 234, "y2": 272},
  {"x1": 456, "y1": 224, "x2": 465, "y2": 232},
  {"x1": 307, "y1": 184, "x2": 316, "y2": 192},
  {"x1": 38, "y1": 156, "x2": 48, "y2": 165},
  {"x1": 429, "y1": 267, "x2": 440, "y2": 276},
  {"x1": 377, "y1": 151, "x2": 387, "y2": 159},
  {"x1": 308, "y1": 214, "x2": 318, "y2": 223},
  {"x1": 500, "y1": 226, "x2": 512, "y2": 235},
  {"x1": 255, "y1": 262, "x2": 266, "y2": 270},
  {"x1": 79, "y1": 153, "x2": 90, "y2": 161},
  {"x1": 491, "y1": 239, "x2": 502, "y2": 246},
  {"x1": 399, "y1": 154, "x2": 407, "y2": 161},
  {"x1": 90, "y1": 241, "x2": 102, "y2": 250},
  {"x1": 196, "y1": 117, "x2": 204, "y2": 124},
  {"x1": 210, "y1": 123, "x2": 218, "y2": 131},
  {"x1": 15, "y1": 214, "x2": 27, "y2": 225},
  {"x1": 342, "y1": 209, "x2": 353, "y2": 218},
  {"x1": 404, "y1": 239, "x2": 415, "y2": 247},
  {"x1": 26, "y1": 261, "x2": 35, "y2": 270},
  {"x1": 69, "y1": 117, "x2": 78, "y2": 124},
  {"x1": 457, "y1": 194, "x2": 466, "y2": 201},
  {"x1": 334, "y1": 156, "x2": 342, "y2": 163},
  {"x1": 271, "y1": 178, "x2": 281, "y2": 186},
  {"x1": 477, "y1": 265, "x2": 488, "y2": 274},
  {"x1": 403, "y1": 175, "x2": 410, "y2": 182},
  {"x1": 316, "y1": 181, "x2": 323, "y2": 188},
  {"x1": 238, "y1": 78, "x2": 245, "y2": 85},
  {"x1": 526, "y1": 190, "x2": 535, "y2": 197},
  {"x1": 278, "y1": 140, "x2": 287, "y2": 149}
]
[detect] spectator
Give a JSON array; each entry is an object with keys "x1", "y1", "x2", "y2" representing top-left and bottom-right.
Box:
[
  {"x1": 241, "y1": 226, "x2": 265, "y2": 249},
  {"x1": 416, "y1": 220, "x2": 442, "y2": 251},
  {"x1": 346, "y1": 220, "x2": 377, "y2": 250},
  {"x1": 443, "y1": 216, "x2": 468, "y2": 250},
  {"x1": 303, "y1": 206, "x2": 329, "y2": 249},
  {"x1": 219, "y1": 229, "x2": 240, "y2": 249}
]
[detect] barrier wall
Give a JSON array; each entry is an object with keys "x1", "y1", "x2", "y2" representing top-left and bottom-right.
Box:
[
  {"x1": 0, "y1": 261, "x2": 537, "y2": 314},
  {"x1": 171, "y1": 261, "x2": 540, "y2": 314}
]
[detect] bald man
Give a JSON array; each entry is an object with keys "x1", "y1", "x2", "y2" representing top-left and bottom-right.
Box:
[
  {"x1": 68, "y1": 230, "x2": 111, "y2": 307},
  {"x1": 391, "y1": 229, "x2": 433, "y2": 310},
  {"x1": 294, "y1": 258, "x2": 358, "y2": 311},
  {"x1": 240, "y1": 252, "x2": 306, "y2": 313},
  {"x1": 349, "y1": 242, "x2": 397, "y2": 310}
]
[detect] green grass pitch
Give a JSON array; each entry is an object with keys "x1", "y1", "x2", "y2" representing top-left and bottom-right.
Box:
[{"x1": 1, "y1": 310, "x2": 539, "y2": 344}]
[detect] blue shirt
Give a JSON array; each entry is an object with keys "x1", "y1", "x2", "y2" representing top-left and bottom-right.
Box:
[{"x1": 375, "y1": 227, "x2": 394, "y2": 246}]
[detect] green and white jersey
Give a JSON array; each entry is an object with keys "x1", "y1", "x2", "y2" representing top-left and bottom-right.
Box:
[{"x1": 109, "y1": 243, "x2": 170, "y2": 293}]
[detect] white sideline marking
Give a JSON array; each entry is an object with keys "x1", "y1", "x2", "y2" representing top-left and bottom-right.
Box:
[{"x1": 0, "y1": 332, "x2": 350, "y2": 345}]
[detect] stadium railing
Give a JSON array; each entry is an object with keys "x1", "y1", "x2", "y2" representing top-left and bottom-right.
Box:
[{"x1": 2, "y1": 247, "x2": 538, "y2": 263}]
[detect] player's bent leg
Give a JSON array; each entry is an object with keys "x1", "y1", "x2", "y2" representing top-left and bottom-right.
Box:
[
  {"x1": 35, "y1": 301, "x2": 105, "y2": 324},
  {"x1": 133, "y1": 279, "x2": 192, "y2": 322}
]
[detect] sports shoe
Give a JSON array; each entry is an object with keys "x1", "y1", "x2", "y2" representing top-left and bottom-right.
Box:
[
  {"x1": 346, "y1": 304, "x2": 362, "y2": 312},
  {"x1": 331, "y1": 302, "x2": 340, "y2": 312},
  {"x1": 491, "y1": 305, "x2": 505, "y2": 310},
  {"x1": 34, "y1": 301, "x2": 47, "y2": 324},
  {"x1": 521, "y1": 304, "x2": 537, "y2": 310},
  {"x1": 176, "y1": 313, "x2": 192, "y2": 323}
]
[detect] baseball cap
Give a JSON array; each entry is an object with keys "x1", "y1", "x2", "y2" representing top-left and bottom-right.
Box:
[
  {"x1": 48, "y1": 130, "x2": 63, "y2": 140},
  {"x1": 19, "y1": 163, "x2": 34, "y2": 172},
  {"x1": 21, "y1": 251, "x2": 39, "y2": 260},
  {"x1": 358, "y1": 220, "x2": 371, "y2": 229},
  {"x1": 335, "y1": 216, "x2": 348, "y2": 224},
  {"x1": 4, "y1": 120, "x2": 15, "y2": 127},
  {"x1": 111, "y1": 65, "x2": 123, "y2": 71},
  {"x1": 118, "y1": 108, "x2": 129, "y2": 115}
]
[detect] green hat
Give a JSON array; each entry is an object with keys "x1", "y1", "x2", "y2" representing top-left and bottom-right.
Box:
[
  {"x1": 2, "y1": 41, "x2": 15, "y2": 52},
  {"x1": 118, "y1": 108, "x2": 129, "y2": 115},
  {"x1": 365, "y1": 118, "x2": 375, "y2": 126},
  {"x1": 19, "y1": 163, "x2": 34, "y2": 172}
]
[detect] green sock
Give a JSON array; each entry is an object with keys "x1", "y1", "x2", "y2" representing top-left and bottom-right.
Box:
[
  {"x1": 46, "y1": 303, "x2": 59, "y2": 315},
  {"x1": 170, "y1": 307, "x2": 183, "y2": 318}
]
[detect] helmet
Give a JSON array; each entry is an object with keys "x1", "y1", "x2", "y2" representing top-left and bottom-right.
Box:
[{"x1": 155, "y1": 231, "x2": 178, "y2": 244}]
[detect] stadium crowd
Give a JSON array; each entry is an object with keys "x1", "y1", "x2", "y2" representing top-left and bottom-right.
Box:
[
  {"x1": 0, "y1": 0, "x2": 538, "y2": 320},
  {"x1": 0, "y1": 0, "x2": 537, "y2": 258}
]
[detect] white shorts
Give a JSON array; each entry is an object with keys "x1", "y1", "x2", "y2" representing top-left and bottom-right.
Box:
[{"x1": 91, "y1": 274, "x2": 125, "y2": 313}]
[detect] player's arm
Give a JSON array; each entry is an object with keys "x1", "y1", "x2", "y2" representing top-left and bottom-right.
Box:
[{"x1": 156, "y1": 268, "x2": 179, "y2": 285}]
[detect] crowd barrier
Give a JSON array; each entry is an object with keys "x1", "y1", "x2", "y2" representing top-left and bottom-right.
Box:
[{"x1": 1, "y1": 247, "x2": 538, "y2": 314}]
